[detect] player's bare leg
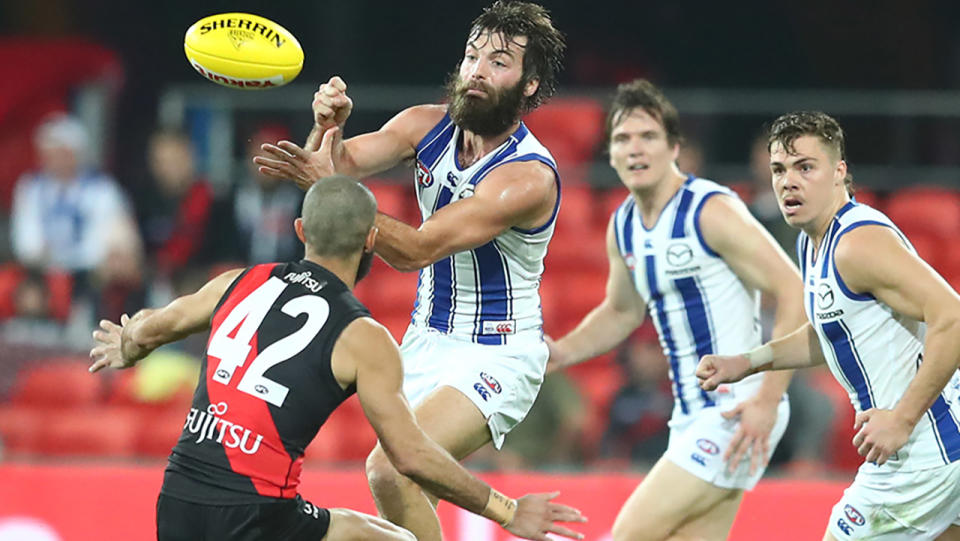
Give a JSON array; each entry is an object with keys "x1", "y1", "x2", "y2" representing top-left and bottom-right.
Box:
[
  {"x1": 821, "y1": 531, "x2": 839, "y2": 541},
  {"x1": 323, "y1": 508, "x2": 416, "y2": 541},
  {"x1": 366, "y1": 386, "x2": 493, "y2": 541},
  {"x1": 612, "y1": 458, "x2": 743, "y2": 541},
  {"x1": 937, "y1": 525, "x2": 960, "y2": 541}
]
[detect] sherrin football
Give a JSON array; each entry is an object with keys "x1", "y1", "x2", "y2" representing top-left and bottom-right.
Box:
[{"x1": 184, "y1": 13, "x2": 303, "y2": 90}]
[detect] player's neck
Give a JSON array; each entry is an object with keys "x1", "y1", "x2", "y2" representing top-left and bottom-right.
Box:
[
  {"x1": 631, "y1": 168, "x2": 687, "y2": 228},
  {"x1": 457, "y1": 122, "x2": 519, "y2": 169},
  {"x1": 304, "y1": 253, "x2": 360, "y2": 290},
  {"x1": 807, "y1": 194, "x2": 852, "y2": 251}
]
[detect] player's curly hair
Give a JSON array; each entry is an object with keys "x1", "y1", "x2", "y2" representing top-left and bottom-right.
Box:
[
  {"x1": 469, "y1": 0, "x2": 565, "y2": 113},
  {"x1": 605, "y1": 79, "x2": 683, "y2": 148},
  {"x1": 767, "y1": 111, "x2": 854, "y2": 195}
]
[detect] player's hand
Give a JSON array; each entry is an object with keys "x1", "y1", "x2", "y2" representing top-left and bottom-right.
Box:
[
  {"x1": 852, "y1": 408, "x2": 913, "y2": 466},
  {"x1": 89, "y1": 314, "x2": 132, "y2": 373},
  {"x1": 312, "y1": 76, "x2": 353, "y2": 131},
  {"x1": 506, "y1": 492, "x2": 586, "y2": 541},
  {"x1": 721, "y1": 396, "x2": 779, "y2": 474},
  {"x1": 255, "y1": 127, "x2": 342, "y2": 191},
  {"x1": 544, "y1": 335, "x2": 568, "y2": 374},
  {"x1": 697, "y1": 354, "x2": 752, "y2": 391}
]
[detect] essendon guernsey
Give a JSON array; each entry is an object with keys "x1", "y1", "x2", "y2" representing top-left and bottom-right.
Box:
[{"x1": 161, "y1": 260, "x2": 370, "y2": 504}]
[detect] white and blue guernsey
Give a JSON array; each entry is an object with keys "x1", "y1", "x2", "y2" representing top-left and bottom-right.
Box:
[
  {"x1": 613, "y1": 176, "x2": 767, "y2": 421},
  {"x1": 409, "y1": 113, "x2": 559, "y2": 346},
  {"x1": 800, "y1": 201, "x2": 960, "y2": 472}
]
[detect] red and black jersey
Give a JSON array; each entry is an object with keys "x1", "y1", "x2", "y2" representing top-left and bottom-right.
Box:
[{"x1": 161, "y1": 260, "x2": 370, "y2": 504}]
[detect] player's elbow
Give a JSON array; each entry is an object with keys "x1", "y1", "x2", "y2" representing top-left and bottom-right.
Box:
[{"x1": 366, "y1": 441, "x2": 422, "y2": 482}]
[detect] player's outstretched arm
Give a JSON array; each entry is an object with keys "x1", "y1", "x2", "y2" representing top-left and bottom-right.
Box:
[
  {"x1": 336, "y1": 318, "x2": 586, "y2": 540},
  {"x1": 255, "y1": 101, "x2": 445, "y2": 187},
  {"x1": 836, "y1": 225, "x2": 960, "y2": 465},
  {"x1": 548, "y1": 216, "x2": 646, "y2": 372},
  {"x1": 373, "y1": 160, "x2": 557, "y2": 272},
  {"x1": 88, "y1": 268, "x2": 243, "y2": 373}
]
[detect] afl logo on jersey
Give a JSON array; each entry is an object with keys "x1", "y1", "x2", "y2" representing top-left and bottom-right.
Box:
[
  {"x1": 480, "y1": 372, "x2": 502, "y2": 394},
  {"x1": 624, "y1": 253, "x2": 637, "y2": 271},
  {"x1": 666, "y1": 242, "x2": 694, "y2": 267},
  {"x1": 843, "y1": 504, "x2": 865, "y2": 527},
  {"x1": 415, "y1": 160, "x2": 433, "y2": 187},
  {"x1": 816, "y1": 283, "x2": 835, "y2": 309},
  {"x1": 696, "y1": 438, "x2": 720, "y2": 456}
]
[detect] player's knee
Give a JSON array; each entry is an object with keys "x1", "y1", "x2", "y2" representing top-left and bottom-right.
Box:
[{"x1": 365, "y1": 444, "x2": 400, "y2": 492}]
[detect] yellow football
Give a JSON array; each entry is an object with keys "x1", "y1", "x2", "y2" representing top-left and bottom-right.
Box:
[{"x1": 184, "y1": 13, "x2": 303, "y2": 90}]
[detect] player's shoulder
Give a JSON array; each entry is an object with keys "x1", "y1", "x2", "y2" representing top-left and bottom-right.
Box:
[
  {"x1": 395, "y1": 104, "x2": 449, "y2": 133},
  {"x1": 339, "y1": 316, "x2": 398, "y2": 352},
  {"x1": 478, "y1": 158, "x2": 556, "y2": 201}
]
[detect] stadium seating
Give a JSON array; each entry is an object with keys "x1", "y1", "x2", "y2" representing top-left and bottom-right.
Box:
[{"x1": 10, "y1": 359, "x2": 103, "y2": 408}]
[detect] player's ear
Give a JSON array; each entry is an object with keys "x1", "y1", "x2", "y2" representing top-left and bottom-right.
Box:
[
  {"x1": 364, "y1": 226, "x2": 378, "y2": 252},
  {"x1": 294, "y1": 218, "x2": 306, "y2": 244},
  {"x1": 523, "y1": 77, "x2": 539, "y2": 98}
]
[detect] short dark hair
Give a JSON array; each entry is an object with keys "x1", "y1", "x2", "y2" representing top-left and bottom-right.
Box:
[
  {"x1": 767, "y1": 111, "x2": 854, "y2": 195},
  {"x1": 301, "y1": 176, "x2": 377, "y2": 258},
  {"x1": 468, "y1": 0, "x2": 565, "y2": 113},
  {"x1": 606, "y1": 79, "x2": 682, "y2": 148}
]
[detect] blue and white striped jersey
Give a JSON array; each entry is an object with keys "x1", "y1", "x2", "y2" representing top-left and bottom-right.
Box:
[
  {"x1": 409, "y1": 113, "x2": 559, "y2": 345},
  {"x1": 800, "y1": 201, "x2": 960, "y2": 472},
  {"x1": 613, "y1": 176, "x2": 766, "y2": 419}
]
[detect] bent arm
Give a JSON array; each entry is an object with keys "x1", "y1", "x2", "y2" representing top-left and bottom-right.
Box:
[
  {"x1": 121, "y1": 268, "x2": 243, "y2": 361},
  {"x1": 552, "y1": 216, "x2": 646, "y2": 367},
  {"x1": 318, "y1": 105, "x2": 445, "y2": 179},
  {"x1": 374, "y1": 161, "x2": 557, "y2": 272},
  {"x1": 339, "y1": 318, "x2": 495, "y2": 514},
  {"x1": 835, "y1": 225, "x2": 960, "y2": 426},
  {"x1": 699, "y1": 194, "x2": 805, "y2": 400}
]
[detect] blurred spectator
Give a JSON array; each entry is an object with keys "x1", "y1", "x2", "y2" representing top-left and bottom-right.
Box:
[
  {"x1": 234, "y1": 124, "x2": 304, "y2": 264},
  {"x1": 677, "y1": 138, "x2": 705, "y2": 177},
  {"x1": 494, "y1": 372, "x2": 588, "y2": 469},
  {"x1": 92, "y1": 212, "x2": 146, "y2": 323},
  {"x1": 745, "y1": 133, "x2": 797, "y2": 257},
  {"x1": 0, "y1": 268, "x2": 66, "y2": 347},
  {"x1": 10, "y1": 115, "x2": 134, "y2": 280},
  {"x1": 135, "y1": 129, "x2": 214, "y2": 276},
  {"x1": 600, "y1": 324, "x2": 673, "y2": 465}
]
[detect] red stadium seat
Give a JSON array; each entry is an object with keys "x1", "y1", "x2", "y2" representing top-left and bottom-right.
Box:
[
  {"x1": 884, "y1": 187, "x2": 960, "y2": 239},
  {"x1": 134, "y1": 408, "x2": 188, "y2": 457},
  {"x1": 11, "y1": 359, "x2": 103, "y2": 408},
  {"x1": 545, "y1": 227, "x2": 607, "y2": 272},
  {"x1": 0, "y1": 264, "x2": 23, "y2": 319},
  {"x1": 0, "y1": 406, "x2": 43, "y2": 455},
  {"x1": 599, "y1": 188, "x2": 630, "y2": 228},
  {"x1": 367, "y1": 179, "x2": 415, "y2": 224},
  {"x1": 523, "y1": 98, "x2": 606, "y2": 182},
  {"x1": 851, "y1": 188, "x2": 881, "y2": 208},
  {"x1": 555, "y1": 183, "x2": 596, "y2": 233},
  {"x1": 35, "y1": 407, "x2": 139, "y2": 457}
]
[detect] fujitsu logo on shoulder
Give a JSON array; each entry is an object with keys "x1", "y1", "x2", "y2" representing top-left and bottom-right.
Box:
[{"x1": 183, "y1": 402, "x2": 264, "y2": 455}]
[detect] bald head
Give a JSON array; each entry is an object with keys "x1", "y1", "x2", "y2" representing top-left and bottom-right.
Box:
[{"x1": 301, "y1": 176, "x2": 377, "y2": 258}]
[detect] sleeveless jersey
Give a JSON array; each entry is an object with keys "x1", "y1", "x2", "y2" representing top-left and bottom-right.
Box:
[
  {"x1": 409, "y1": 113, "x2": 560, "y2": 345},
  {"x1": 162, "y1": 260, "x2": 370, "y2": 503},
  {"x1": 800, "y1": 201, "x2": 960, "y2": 472},
  {"x1": 612, "y1": 176, "x2": 767, "y2": 418}
]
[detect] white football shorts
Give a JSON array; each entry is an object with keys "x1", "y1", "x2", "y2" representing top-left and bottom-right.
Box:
[
  {"x1": 827, "y1": 459, "x2": 960, "y2": 540},
  {"x1": 664, "y1": 395, "x2": 790, "y2": 490},
  {"x1": 398, "y1": 325, "x2": 547, "y2": 449}
]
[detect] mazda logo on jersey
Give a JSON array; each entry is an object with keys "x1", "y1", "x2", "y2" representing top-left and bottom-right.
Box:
[
  {"x1": 666, "y1": 242, "x2": 694, "y2": 267},
  {"x1": 415, "y1": 160, "x2": 433, "y2": 187},
  {"x1": 817, "y1": 283, "x2": 835, "y2": 310}
]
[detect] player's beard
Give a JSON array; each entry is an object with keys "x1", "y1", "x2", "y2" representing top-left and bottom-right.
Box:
[
  {"x1": 355, "y1": 249, "x2": 374, "y2": 283},
  {"x1": 445, "y1": 72, "x2": 525, "y2": 137}
]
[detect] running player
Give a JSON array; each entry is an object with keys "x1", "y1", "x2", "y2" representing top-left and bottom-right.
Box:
[
  {"x1": 697, "y1": 111, "x2": 960, "y2": 540},
  {"x1": 546, "y1": 79, "x2": 804, "y2": 541},
  {"x1": 88, "y1": 176, "x2": 584, "y2": 541},
  {"x1": 253, "y1": 3, "x2": 566, "y2": 539}
]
